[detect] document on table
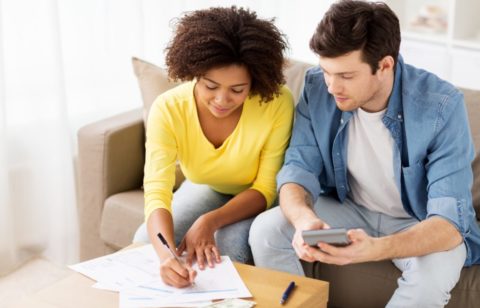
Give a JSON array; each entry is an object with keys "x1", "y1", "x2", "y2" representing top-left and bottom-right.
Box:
[
  {"x1": 69, "y1": 244, "x2": 252, "y2": 307},
  {"x1": 119, "y1": 255, "x2": 251, "y2": 307},
  {"x1": 69, "y1": 244, "x2": 159, "y2": 291}
]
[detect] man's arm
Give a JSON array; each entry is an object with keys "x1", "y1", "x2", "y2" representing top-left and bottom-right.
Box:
[
  {"x1": 280, "y1": 183, "x2": 319, "y2": 229},
  {"x1": 279, "y1": 183, "x2": 328, "y2": 262},
  {"x1": 309, "y1": 215, "x2": 462, "y2": 265}
]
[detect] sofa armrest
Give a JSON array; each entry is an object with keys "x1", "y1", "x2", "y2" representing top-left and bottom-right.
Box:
[{"x1": 77, "y1": 108, "x2": 145, "y2": 260}]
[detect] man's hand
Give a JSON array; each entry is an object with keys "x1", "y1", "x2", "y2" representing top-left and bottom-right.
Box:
[
  {"x1": 305, "y1": 228, "x2": 381, "y2": 265},
  {"x1": 292, "y1": 217, "x2": 330, "y2": 262},
  {"x1": 177, "y1": 215, "x2": 221, "y2": 270}
]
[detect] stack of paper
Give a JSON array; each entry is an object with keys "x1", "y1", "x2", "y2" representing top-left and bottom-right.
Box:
[{"x1": 69, "y1": 245, "x2": 252, "y2": 308}]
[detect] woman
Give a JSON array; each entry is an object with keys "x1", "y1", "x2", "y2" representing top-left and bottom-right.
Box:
[{"x1": 133, "y1": 6, "x2": 294, "y2": 287}]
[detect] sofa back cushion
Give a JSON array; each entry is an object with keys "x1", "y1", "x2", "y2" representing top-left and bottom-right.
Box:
[
  {"x1": 132, "y1": 57, "x2": 181, "y2": 125},
  {"x1": 462, "y1": 88, "x2": 480, "y2": 219}
]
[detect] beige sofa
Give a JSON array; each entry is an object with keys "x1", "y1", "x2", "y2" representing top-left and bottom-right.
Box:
[{"x1": 77, "y1": 58, "x2": 480, "y2": 307}]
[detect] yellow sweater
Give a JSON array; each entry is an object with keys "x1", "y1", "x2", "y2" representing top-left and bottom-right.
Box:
[{"x1": 144, "y1": 81, "x2": 294, "y2": 219}]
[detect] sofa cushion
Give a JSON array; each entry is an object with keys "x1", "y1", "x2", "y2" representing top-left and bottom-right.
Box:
[
  {"x1": 100, "y1": 190, "x2": 145, "y2": 249},
  {"x1": 283, "y1": 59, "x2": 314, "y2": 104},
  {"x1": 132, "y1": 57, "x2": 181, "y2": 125},
  {"x1": 462, "y1": 88, "x2": 480, "y2": 219},
  {"x1": 302, "y1": 260, "x2": 480, "y2": 308}
]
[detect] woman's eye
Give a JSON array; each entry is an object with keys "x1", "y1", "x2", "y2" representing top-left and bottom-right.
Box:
[
  {"x1": 231, "y1": 88, "x2": 244, "y2": 94},
  {"x1": 206, "y1": 85, "x2": 217, "y2": 90}
]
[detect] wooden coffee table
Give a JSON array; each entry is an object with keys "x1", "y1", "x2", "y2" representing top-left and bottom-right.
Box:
[{"x1": 12, "y1": 253, "x2": 328, "y2": 307}]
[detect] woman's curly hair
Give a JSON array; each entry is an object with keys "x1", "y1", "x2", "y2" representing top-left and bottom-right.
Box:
[{"x1": 165, "y1": 6, "x2": 288, "y2": 103}]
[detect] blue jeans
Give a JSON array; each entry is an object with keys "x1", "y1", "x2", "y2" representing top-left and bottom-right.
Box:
[
  {"x1": 249, "y1": 196, "x2": 466, "y2": 307},
  {"x1": 133, "y1": 180, "x2": 254, "y2": 264}
]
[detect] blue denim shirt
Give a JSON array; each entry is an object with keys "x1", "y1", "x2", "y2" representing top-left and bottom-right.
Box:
[{"x1": 277, "y1": 56, "x2": 480, "y2": 266}]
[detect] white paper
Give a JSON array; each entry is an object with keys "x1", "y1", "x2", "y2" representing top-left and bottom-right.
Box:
[
  {"x1": 119, "y1": 256, "x2": 251, "y2": 307},
  {"x1": 69, "y1": 245, "x2": 252, "y2": 308},
  {"x1": 69, "y1": 245, "x2": 159, "y2": 291}
]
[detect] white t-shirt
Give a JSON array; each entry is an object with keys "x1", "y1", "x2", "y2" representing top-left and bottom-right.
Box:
[{"x1": 347, "y1": 107, "x2": 410, "y2": 218}]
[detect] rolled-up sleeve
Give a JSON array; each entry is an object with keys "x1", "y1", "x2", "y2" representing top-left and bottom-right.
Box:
[
  {"x1": 425, "y1": 91, "x2": 475, "y2": 234},
  {"x1": 277, "y1": 77, "x2": 324, "y2": 203},
  {"x1": 250, "y1": 88, "x2": 294, "y2": 209}
]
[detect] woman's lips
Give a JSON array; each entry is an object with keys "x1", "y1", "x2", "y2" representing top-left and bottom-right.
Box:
[{"x1": 211, "y1": 103, "x2": 230, "y2": 113}]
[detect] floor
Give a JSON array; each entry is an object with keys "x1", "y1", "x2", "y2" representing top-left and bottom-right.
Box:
[{"x1": 0, "y1": 257, "x2": 71, "y2": 308}]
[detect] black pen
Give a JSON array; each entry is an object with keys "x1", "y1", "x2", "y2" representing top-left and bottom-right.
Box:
[
  {"x1": 157, "y1": 232, "x2": 195, "y2": 284},
  {"x1": 280, "y1": 281, "x2": 295, "y2": 305}
]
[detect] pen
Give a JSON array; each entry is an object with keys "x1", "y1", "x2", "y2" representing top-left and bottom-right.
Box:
[
  {"x1": 280, "y1": 281, "x2": 295, "y2": 305},
  {"x1": 157, "y1": 232, "x2": 195, "y2": 284}
]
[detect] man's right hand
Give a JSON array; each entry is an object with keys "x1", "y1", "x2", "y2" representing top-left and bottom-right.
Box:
[
  {"x1": 159, "y1": 256, "x2": 197, "y2": 288},
  {"x1": 292, "y1": 218, "x2": 330, "y2": 262}
]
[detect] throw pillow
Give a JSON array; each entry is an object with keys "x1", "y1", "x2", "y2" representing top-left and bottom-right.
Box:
[{"x1": 131, "y1": 57, "x2": 181, "y2": 125}]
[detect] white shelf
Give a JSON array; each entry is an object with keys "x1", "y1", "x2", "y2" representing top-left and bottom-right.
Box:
[
  {"x1": 402, "y1": 31, "x2": 448, "y2": 45},
  {"x1": 452, "y1": 39, "x2": 480, "y2": 51},
  {"x1": 382, "y1": 0, "x2": 480, "y2": 90}
]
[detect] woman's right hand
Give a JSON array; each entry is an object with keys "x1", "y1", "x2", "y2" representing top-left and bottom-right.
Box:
[{"x1": 159, "y1": 256, "x2": 197, "y2": 288}]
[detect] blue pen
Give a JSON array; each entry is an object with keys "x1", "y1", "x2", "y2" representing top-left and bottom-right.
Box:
[{"x1": 280, "y1": 281, "x2": 295, "y2": 305}]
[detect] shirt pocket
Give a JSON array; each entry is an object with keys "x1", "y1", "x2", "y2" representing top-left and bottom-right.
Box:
[{"x1": 401, "y1": 162, "x2": 428, "y2": 218}]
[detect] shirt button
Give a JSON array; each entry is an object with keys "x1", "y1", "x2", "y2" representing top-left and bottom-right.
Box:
[
  {"x1": 397, "y1": 114, "x2": 402, "y2": 120},
  {"x1": 340, "y1": 119, "x2": 344, "y2": 124},
  {"x1": 336, "y1": 152, "x2": 340, "y2": 156}
]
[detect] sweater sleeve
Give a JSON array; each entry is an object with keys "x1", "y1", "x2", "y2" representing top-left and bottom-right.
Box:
[
  {"x1": 250, "y1": 87, "x2": 294, "y2": 208},
  {"x1": 143, "y1": 95, "x2": 177, "y2": 220}
]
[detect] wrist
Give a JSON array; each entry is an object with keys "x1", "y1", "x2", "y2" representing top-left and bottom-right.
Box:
[
  {"x1": 373, "y1": 236, "x2": 392, "y2": 261},
  {"x1": 200, "y1": 211, "x2": 221, "y2": 230}
]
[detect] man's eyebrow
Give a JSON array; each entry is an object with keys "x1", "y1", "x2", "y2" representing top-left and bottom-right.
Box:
[
  {"x1": 320, "y1": 66, "x2": 356, "y2": 75},
  {"x1": 203, "y1": 77, "x2": 249, "y2": 87}
]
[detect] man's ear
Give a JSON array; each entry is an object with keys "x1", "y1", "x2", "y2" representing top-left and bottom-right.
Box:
[{"x1": 378, "y1": 56, "x2": 395, "y2": 73}]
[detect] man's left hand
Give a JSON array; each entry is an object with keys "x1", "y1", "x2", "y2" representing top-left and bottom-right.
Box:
[{"x1": 305, "y1": 228, "x2": 382, "y2": 265}]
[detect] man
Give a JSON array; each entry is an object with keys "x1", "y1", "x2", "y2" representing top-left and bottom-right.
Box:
[{"x1": 249, "y1": 0, "x2": 480, "y2": 306}]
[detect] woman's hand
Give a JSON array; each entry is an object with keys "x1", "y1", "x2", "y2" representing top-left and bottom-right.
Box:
[
  {"x1": 159, "y1": 256, "x2": 197, "y2": 288},
  {"x1": 177, "y1": 214, "x2": 221, "y2": 270}
]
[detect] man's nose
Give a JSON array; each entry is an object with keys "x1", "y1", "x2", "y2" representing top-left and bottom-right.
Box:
[{"x1": 327, "y1": 77, "x2": 342, "y2": 94}]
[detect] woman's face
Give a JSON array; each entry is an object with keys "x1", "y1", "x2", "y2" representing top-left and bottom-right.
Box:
[{"x1": 194, "y1": 64, "x2": 251, "y2": 119}]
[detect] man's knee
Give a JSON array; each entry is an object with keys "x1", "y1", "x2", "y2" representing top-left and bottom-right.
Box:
[{"x1": 249, "y1": 207, "x2": 294, "y2": 254}]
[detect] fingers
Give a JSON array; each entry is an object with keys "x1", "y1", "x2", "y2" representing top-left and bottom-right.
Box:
[
  {"x1": 160, "y1": 258, "x2": 193, "y2": 288},
  {"x1": 211, "y1": 246, "x2": 221, "y2": 263},
  {"x1": 186, "y1": 245, "x2": 195, "y2": 267},
  {"x1": 177, "y1": 239, "x2": 186, "y2": 256},
  {"x1": 292, "y1": 231, "x2": 316, "y2": 262},
  {"x1": 188, "y1": 266, "x2": 197, "y2": 284}
]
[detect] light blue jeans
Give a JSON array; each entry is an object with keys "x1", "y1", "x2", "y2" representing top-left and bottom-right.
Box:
[
  {"x1": 249, "y1": 196, "x2": 466, "y2": 307},
  {"x1": 133, "y1": 180, "x2": 255, "y2": 264}
]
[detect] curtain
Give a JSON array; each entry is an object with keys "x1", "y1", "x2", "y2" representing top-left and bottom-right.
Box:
[{"x1": 0, "y1": 0, "x2": 330, "y2": 275}]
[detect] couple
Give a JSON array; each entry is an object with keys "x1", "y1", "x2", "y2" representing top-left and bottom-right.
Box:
[{"x1": 133, "y1": 1, "x2": 480, "y2": 306}]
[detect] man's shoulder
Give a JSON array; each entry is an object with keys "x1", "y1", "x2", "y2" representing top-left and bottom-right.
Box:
[
  {"x1": 402, "y1": 63, "x2": 462, "y2": 108},
  {"x1": 304, "y1": 66, "x2": 326, "y2": 86}
]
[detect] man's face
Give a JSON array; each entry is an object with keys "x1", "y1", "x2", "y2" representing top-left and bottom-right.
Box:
[{"x1": 319, "y1": 50, "x2": 392, "y2": 112}]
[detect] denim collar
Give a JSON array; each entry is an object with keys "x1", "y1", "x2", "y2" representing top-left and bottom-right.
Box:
[{"x1": 384, "y1": 55, "x2": 404, "y2": 123}]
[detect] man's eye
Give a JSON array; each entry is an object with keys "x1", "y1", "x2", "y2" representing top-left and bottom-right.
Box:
[{"x1": 206, "y1": 85, "x2": 217, "y2": 90}]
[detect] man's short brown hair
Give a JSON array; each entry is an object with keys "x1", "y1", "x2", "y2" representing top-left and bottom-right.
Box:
[{"x1": 310, "y1": 0, "x2": 400, "y2": 73}]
